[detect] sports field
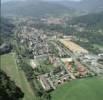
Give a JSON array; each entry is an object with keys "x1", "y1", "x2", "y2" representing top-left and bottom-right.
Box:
[
  {"x1": 51, "y1": 77, "x2": 103, "y2": 100},
  {"x1": 0, "y1": 53, "x2": 36, "y2": 100}
]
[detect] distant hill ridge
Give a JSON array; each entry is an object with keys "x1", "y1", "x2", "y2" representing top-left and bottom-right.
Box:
[
  {"x1": 59, "y1": 0, "x2": 103, "y2": 13},
  {"x1": 70, "y1": 12, "x2": 103, "y2": 29},
  {"x1": 1, "y1": 0, "x2": 73, "y2": 17}
]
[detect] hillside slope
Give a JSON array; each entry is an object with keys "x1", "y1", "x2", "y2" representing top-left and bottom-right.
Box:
[
  {"x1": 60, "y1": 0, "x2": 103, "y2": 13},
  {"x1": 1, "y1": 0, "x2": 73, "y2": 17},
  {"x1": 0, "y1": 17, "x2": 15, "y2": 44},
  {"x1": 69, "y1": 12, "x2": 103, "y2": 29}
]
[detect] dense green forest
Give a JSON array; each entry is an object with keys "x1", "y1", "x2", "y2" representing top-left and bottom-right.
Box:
[
  {"x1": 0, "y1": 17, "x2": 15, "y2": 44},
  {"x1": 69, "y1": 12, "x2": 103, "y2": 29}
]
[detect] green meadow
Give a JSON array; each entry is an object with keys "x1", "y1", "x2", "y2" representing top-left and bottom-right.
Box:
[{"x1": 51, "y1": 77, "x2": 103, "y2": 100}]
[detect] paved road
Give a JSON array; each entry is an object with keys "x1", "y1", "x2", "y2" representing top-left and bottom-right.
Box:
[{"x1": 54, "y1": 41, "x2": 76, "y2": 79}]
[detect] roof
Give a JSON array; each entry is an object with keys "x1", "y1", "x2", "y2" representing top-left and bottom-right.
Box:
[{"x1": 61, "y1": 58, "x2": 73, "y2": 63}]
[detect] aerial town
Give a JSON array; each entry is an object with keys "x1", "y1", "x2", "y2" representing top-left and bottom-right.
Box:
[
  {"x1": 1, "y1": 0, "x2": 103, "y2": 100},
  {"x1": 14, "y1": 23, "x2": 103, "y2": 91}
]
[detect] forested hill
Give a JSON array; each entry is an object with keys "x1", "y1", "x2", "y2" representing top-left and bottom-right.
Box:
[
  {"x1": 69, "y1": 12, "x2": 103, "y2": 29},
  {"x1": 60, "y1": 0, "x2": 103, "y2": 13},
  {"x1": 67, "y1": 12, "x2": 103, "y2": 54},
  {"x1": 1, "y1": 0, "x2": 74, "y2": 17},
  {"x1": 0, "y1": 17, "x2": 15, "y2": 44}
]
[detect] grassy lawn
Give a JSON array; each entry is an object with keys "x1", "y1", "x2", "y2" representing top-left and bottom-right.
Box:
[
  {"x1": 51, "y1": 77, "x2": 103, "y2": 100},
  {"x1": 0, "y1": 53, "x2": 36, "y2": 100},
  {"x1": 39, "y1": 60, "x2": 54, "y2": 72},
  {"x1": 93, "y1": 44, "x2": 103, "y2": 50}
]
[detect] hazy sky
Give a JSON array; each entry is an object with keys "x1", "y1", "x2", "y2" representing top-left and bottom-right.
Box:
[
  {"x1": 2, "y1": 0, "x2": 82, "y2": 3},
  {"x1": 1, "y1": 0, "x2": 25, "y2": 3}
]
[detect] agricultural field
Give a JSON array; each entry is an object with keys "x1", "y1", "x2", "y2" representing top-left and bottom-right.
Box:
[
  {"x1": 59, "y1": 39, "x2": 88, "y2": 54},
  {"x1": 51, "y1": 77, "x2": 103, "y2": 100},
  {"x1": 0, "y1": 53, "x2": 36, "y2": 100}
]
